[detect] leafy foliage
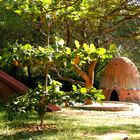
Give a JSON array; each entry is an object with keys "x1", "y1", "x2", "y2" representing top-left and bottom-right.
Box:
[
  {"x1": 0, "y1": 0, "x2": 139, "y2": 70},
  {"x1": 64, "y1": 85, "x2": 104, "y2": 105},
  {"x1": 0, "y1": 39, "x2": 115, "y2": 81},
  {"x1": 0, "y1": 43, "x2": 54, "y2": 67},
  {"x1": 6, "y1": 80, "x2": 64, "y2": 121},
  {"x1": 5, "y1": 81, "x2": 104, "y2": 121}
]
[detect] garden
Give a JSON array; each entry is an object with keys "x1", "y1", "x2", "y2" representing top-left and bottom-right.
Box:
[
  {"x1": 0, "y1": 0, "x2": 140, "y2": 139},
  {"x1": 0, "y1": 108, "x2": 140, "y2": 140}
]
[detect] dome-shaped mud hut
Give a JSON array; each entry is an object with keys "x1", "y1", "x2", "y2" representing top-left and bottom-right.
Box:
[{"x1": 100, "y1": 57, "x2": 140, "y2": 102}]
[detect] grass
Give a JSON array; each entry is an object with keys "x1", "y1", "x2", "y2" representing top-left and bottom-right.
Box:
[{"x1": 0, "y1": 108, "x2": 140, "y2": 140}]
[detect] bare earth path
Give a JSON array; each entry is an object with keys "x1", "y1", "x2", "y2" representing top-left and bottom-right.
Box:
[
  {"x1": 55, "y1": 104, "x2": 140, "y2": 140},
  {"x1": 57, "y1": 104, "x2": 140, "y2": 118}
]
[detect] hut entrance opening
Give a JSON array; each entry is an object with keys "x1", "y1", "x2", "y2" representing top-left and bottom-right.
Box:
[{"x1": 110, "y1": 90, "x2": 119, "y2": 101}]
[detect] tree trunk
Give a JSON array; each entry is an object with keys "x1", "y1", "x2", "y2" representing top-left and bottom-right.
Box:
[
  {"x1": 85, "y1": 79, "x2": 93, "y2": 105},
  {"x1": 39, "y1": 63, "x2": 50, "y2": 127},
  {"x1": 38, "y1": 95, "x2": 46, "y2": 127},
  {"x1": 40, "y1": 111, "x2": 45, "y2": 127},
  {"x1": 73, "y1": 57, "x2": 97, "y2": 104}
]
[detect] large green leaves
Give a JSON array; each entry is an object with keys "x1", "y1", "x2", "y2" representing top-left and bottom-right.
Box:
[
  {"x1": 74, "y1": 40, "x2": 80, "y2": 49},
  {"x1": 0, "y1": 43, "x2": 55, "y2": 67},
  {"x1": 72, "y1": 40, "x2": 112, "y2": 65},
  {"x1": 96, "y1": 48, "x2": 106, "y2": 55},
  {"x1": 80, "y1": 87, "x2": 87, "y2": 94}
]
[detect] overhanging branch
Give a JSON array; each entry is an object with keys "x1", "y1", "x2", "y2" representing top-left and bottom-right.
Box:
[
  {"x1": 88, "y1": 60, "x2": 97, "y2": 82},
  {"x1": 73, "y1": 64, "x2": 91, "y2": 83},
  {"x1": 50, "y1": 67, "x2": 85, "y2": 86},
  {"x1": 58, "y1": 76, "x2": 85, "y2": 86},
  {"x1": 37, "y1": 0, "x2": 80, "y2": 14}
]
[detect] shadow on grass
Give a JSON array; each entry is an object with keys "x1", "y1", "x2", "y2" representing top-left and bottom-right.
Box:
[
  {"x1": 78, "y1": 124, "x2": 140, "y2": 139},
  {"x1": 0, "y1": 128, "x2": 59, "y2": 140},
  {"x1": 0, "y1": 113, "x2": 65, "y2": 140},
  {"x1": 1, "y1": 111, "x2": 140, "y2": 139},
  {"x1": 0, "y1": 123, "x2": 140, "y2": 140},
  {"x1": 93, "y1": 124, "x2": 140, "y2": 134},
  {"x1": 5, "y1": 112, "x2": 63, "y2": 128}
]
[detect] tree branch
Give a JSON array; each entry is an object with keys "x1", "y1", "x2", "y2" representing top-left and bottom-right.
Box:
[
  {"x1": 58, "y1": 76, "x2": 85, "y2": 86},
  {"x1": 88, "y1": 60, "x2": 97, "y2": 83},
  {"x1": 50, "y1": 66, "x2": 85, "y2": 86},
  {"x1": 73, "y1": 64, "x2": 91, "y2": 84},
  {"x1": 100, "y1": 12, "x2": 140, "y2": 36},
  {"x1": 39, "y1": 0, "x2": 80, "y2": 14}
]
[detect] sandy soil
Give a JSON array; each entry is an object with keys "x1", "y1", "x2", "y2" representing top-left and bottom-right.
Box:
[{"x1": 56, "y1": 104, "x2": 140, "y2": 118}]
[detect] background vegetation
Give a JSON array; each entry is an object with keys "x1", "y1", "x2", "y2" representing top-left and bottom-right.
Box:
[
  {"x1": 0, "y1": 0, "x2": 139, "y2": 138},
  {"x1": 0, "y1": 0, "x2": 139, "y2": 85}
]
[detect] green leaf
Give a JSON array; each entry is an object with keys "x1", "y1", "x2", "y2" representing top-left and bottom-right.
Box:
[
  {"x1": 22, "y1": 44, "x2": 32, "y2": 50},
  {"x1": 58, "y1": 39, "x2": 65, "y2": 46},
  {"x1": 90, "y1": 88, "x2": 96, "y2": 93},
  {"x1": 39, "y1": 46, "x2": 45, "y2": 53},
  {"x1": 80, "y1": 60, "x2": 86, "y2": 64},
  {"x1": 72, "y1": 85, "x2": 77, "y2": 91},
  {"x1": 80, "y1": 88, "x2": 87, "y2": 94},
  {"x1": 83, "y1": 43, "x2": 90, "y2": 53},
  {"x1": 15, "y1": 10, "x2": 21, "y2": 14},
  {"x1": 38, "y1": 83, "x2": 43, "y2": 89},
  {"x1": 90, "y1": 43, "x2": 96, "y2": 52},
  {"x1": 74, "y1": 40, "x2": 80, "y2": 49},
  {"x1": 96, "y1": 48, "x2": 106, "y2": 55},
  {"x1": 95, "y1": 93, "x2": 105, "y2": 100},
  {"x1": 66, "y1": 47, "x2": 71, "y2": 54},
  {"x1": 109, "y1": 44, "x2": 116, "y2": 51}
]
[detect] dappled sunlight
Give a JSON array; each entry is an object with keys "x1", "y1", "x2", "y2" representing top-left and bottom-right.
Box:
[
  {"x1": 93, "y1": 132, "x2": 128, "y2": 140},
  {"x1": 0, "y1": 0, "x2": 139, "y2": 139},
  {"x1": 0, "y1": 107, "x2": 140, "y2": 139},
  {"x1": 57, "y1": 102, "x2": 140, "y2": 118}
]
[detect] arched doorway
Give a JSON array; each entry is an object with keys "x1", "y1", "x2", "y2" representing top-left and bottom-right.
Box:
[{"x1": 110, "y1": 90, "x2": 119, "y2": 101}]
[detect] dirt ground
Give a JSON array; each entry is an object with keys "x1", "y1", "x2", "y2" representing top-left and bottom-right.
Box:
[
  {"x1": 55, "y1": 104, "x2": 140, "y2": 140},
  {"x1": 56, "y1": 103, "x2": 140, "y2": 118}
]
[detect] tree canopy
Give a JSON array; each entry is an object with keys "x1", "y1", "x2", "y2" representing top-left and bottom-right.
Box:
[{"x1": 0, "y1": 0, "x2": 140, "y2": 70}]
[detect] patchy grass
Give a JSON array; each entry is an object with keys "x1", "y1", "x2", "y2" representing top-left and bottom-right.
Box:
[{"x1": 0, "y1": 108, "x2": 140, "y2": 140}]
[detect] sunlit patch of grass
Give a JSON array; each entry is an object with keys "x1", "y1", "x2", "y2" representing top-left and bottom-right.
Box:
[{"x1": 0, "y1": 108, "x2": 140, "y2": 139}]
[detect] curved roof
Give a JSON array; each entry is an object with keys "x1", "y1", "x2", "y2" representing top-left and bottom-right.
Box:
[{"x1": 100, "y1": 57, "x2": 140, "y2": 89}]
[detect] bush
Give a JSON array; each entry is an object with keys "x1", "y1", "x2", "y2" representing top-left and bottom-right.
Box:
[{"x1": 5, "y1": 80, "x2": 64, "y2": 121}]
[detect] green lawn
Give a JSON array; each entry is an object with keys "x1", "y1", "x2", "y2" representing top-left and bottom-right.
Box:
[{"x1": 0, "y1": 108, "x2": 140, "y2": 140}]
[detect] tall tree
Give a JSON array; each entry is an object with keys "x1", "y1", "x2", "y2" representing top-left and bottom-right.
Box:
[{"x1": 0, "y1": 0, "x2": 139, "y2": 74}]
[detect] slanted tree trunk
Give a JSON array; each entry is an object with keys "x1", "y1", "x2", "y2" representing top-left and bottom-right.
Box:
[{"x1": 73, "y1": 56, "x2": 97, "y2": 104}]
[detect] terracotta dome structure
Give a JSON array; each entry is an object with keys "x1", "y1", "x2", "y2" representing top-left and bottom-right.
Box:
[{"x1": 100, "y1": 57, "x2": 140, "y2": 102}]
